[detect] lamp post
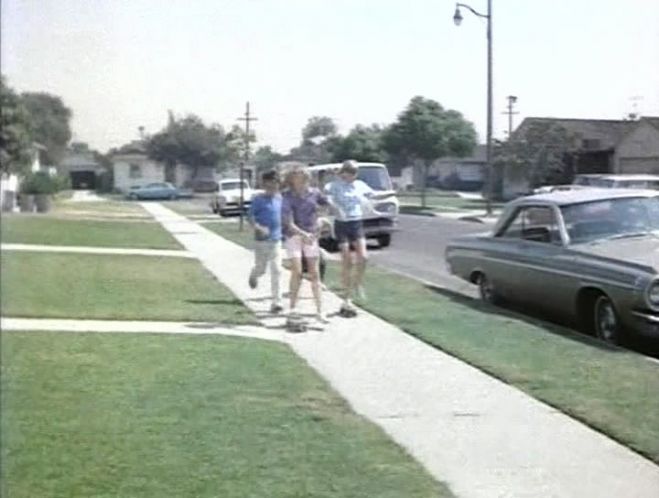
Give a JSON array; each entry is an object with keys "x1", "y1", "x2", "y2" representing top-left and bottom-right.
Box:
[{"x1": 453, "y1": 0, "x2": 493, "y2": 215}]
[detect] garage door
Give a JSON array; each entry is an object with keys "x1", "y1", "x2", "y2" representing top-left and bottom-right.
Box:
[{"x1": 618, "y1": 158, "x2": 659, "y2": 174}]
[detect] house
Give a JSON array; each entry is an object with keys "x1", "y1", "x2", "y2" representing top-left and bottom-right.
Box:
[
  {"x1": 428, "y1": 145, "x2": 486, "y2": 191},
  {"x1": 111, "y1": 140, "x2": 219, "y2": 192},
  {"x1": 59, "y1": 142, "x2": 103, "y2": 189},
  {"x1": 504, "y1": 116, "x2": 659, "y2": 198},
  {"x1": 614, "y1": 117, "x2": 659, "y2": 174}
]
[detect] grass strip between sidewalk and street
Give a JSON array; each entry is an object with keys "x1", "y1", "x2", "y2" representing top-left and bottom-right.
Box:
[
  {"x1": 1, "y1": 332, "x2": 449, "y2": 498},
  {"x1": 1, "y1": 252, "x2": 255, "y2": 324},
  {"x1": 1, "y1": 216, "x2": 180, "y2": 249},
  {"x1": 208, "y1": 221, "x2": 659, "y2": 464}
]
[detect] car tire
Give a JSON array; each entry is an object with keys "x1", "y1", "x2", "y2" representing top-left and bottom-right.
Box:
[
  {"x1": 378, "y1": 234, "x2": 392, "y2": 248},
  {"x1": 219, "y1": 209, "x2": 228, "y2": 217},
  {"x1": 593, "y1": 295, "x2": 623, "y2": 344},
  {"x1": 476, "y1": 273, "x2": 500, "y2": 305}
]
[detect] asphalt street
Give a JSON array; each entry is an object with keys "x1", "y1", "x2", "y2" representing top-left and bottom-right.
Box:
[{"x1": 367, "y1": 213, "x2": 492, "y2": 298}]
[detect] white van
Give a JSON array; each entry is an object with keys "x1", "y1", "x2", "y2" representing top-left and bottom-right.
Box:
[{"x1": 306, "y1": 162, "x2": 399, "y2": 248}]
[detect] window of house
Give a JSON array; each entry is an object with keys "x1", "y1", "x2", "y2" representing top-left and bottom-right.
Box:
[
  {"x1": 129, "y1": 164, "x2": 142, "y2": 178},
  {"x1": 498, "y1": 206, "x2": 560, "y2": 244}
]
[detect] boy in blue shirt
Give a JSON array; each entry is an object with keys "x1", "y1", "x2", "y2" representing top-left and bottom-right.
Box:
[{"x1": 248, "y1": 170, "x2": 284, "y2": 314}]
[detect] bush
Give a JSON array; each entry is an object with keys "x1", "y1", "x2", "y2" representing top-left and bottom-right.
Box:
[{"x1": 20, "y1": 172, "x2": 68, "y2": 195}]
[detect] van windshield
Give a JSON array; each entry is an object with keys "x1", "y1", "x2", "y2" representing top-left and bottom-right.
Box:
[{"x1": 357, "y1": 166, "x2": 392, "y2": 191}]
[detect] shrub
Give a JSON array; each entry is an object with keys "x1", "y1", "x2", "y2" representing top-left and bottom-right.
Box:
[{"x1": 20, "y1": 172, "x2": 68, "y2": 195}]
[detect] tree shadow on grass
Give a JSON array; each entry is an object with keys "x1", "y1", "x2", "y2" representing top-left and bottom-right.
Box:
[{"x1": 422, "y1": 283, "x2": 630, "y2": 355}]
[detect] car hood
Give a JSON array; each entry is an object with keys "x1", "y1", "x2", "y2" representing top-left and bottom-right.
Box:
[{"x1": 574, "y1": 234, "x2": 659, "y2": 272}]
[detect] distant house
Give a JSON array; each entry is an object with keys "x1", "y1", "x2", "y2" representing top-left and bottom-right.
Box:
[
  {"x1": 111, "y1": 140, "x2": 217, "y2": 192},
  {"x1": 428, "y1": 145, "x2": 486, "y2": 191},
  {"x1": 59, "y1": 142, "x2": 103, "y2": 189},
  {"x1": 504, "y1": 116, "x2": 659, "y2": 197}
]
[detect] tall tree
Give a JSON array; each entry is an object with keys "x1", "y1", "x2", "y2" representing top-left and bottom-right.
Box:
[
  {"x1": 21, "y1": 92, "x2": 72, "y2": 165},
  {"x1": 495, "y1": 121, "x2": 573, "y2": 195},
  {"x1": 253, "y1": 145, "x2": 284, "y2": 172},
  {"x1": 0, "y1": 76, "x2": 33, "y2": 176},
  {"x1": 146, "y1": 114, "x2": 233, "y2": 179},
  {"x1": 383, "y1": 96, "x2": 477, "y2": 207},
  {"x1": 330, "y1": 124, "x2": 388, "y2": 163},
  {"x1": 302, "y1": 116, "x2": 337, "y2": 144}
]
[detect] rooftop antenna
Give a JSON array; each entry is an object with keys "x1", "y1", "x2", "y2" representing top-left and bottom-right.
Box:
[{"x1": 627, "y1": 96, "x2": 643, "y2": 120}]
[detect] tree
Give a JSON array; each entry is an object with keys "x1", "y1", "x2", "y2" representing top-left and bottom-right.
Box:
[
  {"x1": 383, "y1": 96, "x2": 477, "y2": 207},
  {"x1": 330, "y1": 124, "x2": 388, "y2": 163},
  {"x1": 21, "y1": 91, "x2": 72, "y2": 165},
  {"x1": 495, "y1": 121, "x2": 573, "y2": 196},
  {"x1": 253, "y1": 145, "x2": 284, "y2": 172},
  {"x1": 146, "y1": 114, "x2": 234, "y2": 179},
  {"x1": 0, "y1": 76, "x2": 33, "y2": 176},
  {"x1": 288, "y1": 116, "x2": 338, "y2": 164},
  {"x1": 302, "y1": 116, "x2": 337, "y2": 144}
]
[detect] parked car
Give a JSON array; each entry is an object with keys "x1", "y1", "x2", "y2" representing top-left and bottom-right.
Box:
[
  {"x1": 210, "y1": 179, "x2": 257, "y2": 216},
  {"x1": 533, "y1": 184, "x2": 589, "y2": 194},
  {"x1": 126, "y1": 182, "x2": 179, "y2": 200},
  {"x1": 306, "y1": 162, "x2": 399, "y2": 248},
  {"x1": 445, "y1": 188, "x2": 659, "y2": 344},
  {"x1": 572, "y1": 173, "x2": 659, "y2": 190}
]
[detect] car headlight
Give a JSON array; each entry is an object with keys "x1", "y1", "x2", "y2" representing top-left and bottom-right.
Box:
[
  {"x1": 375, "y1": 202, "x2": 397, "y2": 215},
  {"x1": 647, "y1": 280, "x2": 659, "y2": 309}
]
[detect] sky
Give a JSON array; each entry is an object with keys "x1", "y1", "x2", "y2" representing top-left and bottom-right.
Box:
[{"x1": 2, "y1": 0, "x2": 659, "y2": 155}]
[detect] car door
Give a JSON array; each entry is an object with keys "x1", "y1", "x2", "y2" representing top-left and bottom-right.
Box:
[{"x1": 511, "y1": 205, "x2": 576, "y2": 313}]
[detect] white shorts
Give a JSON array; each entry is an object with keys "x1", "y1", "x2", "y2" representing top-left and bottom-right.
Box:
[{"x1": 285, "y1": 235, "x2": 320, "y2": 259}]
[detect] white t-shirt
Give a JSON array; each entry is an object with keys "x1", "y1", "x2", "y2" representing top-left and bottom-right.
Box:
[{"x1": 325, "y1": 179, "x2": 373, "y2": 221}]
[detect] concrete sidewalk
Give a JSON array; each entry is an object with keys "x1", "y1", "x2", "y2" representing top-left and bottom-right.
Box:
[
  {"x1": 142, "y1": 202, "x2": 659, "y2": 498},
  {"x1": 1, "y1": 243, "x2": 194, "y2": 258},
  {"x1": 1, "y1": 317, "x2": 283, "y2": 342}
]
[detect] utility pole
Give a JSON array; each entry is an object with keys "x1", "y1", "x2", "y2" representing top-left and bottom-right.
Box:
[
  {"x1": 237, "y1": 101, "x2": 258, "y2": 231},
  {"x1": 502, "y1": 95, "x2": 518, "y2": 138}
]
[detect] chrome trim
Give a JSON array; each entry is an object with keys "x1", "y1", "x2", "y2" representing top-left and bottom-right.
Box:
[
  {"x1": 632, "y1": 310, "x2": 659, "y2": 323},
  {"x1": 645, "y1": 278, "x2": 659, "y2": 312}
]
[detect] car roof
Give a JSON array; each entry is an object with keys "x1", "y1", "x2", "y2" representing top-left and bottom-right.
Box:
[
  {"x1": 305, "y1": 162, "x2": 386, "y2": 172},
  {"x1": 513, "y1": 188, "x2": 658, "y2": 206},
  {"x1": 596, "y1": 174, "x2": 659, "y2": 181}
]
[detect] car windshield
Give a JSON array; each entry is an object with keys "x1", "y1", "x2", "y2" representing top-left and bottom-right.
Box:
[
  {"x1": 221, "y1": 181, "x2": 247, "y2": 190},
  {"x1": 561, "y1": 196, "x2": 659, "y2": 243},
  {"x1": 357, "y1": 166, "x2": 392, "y2": 191}
]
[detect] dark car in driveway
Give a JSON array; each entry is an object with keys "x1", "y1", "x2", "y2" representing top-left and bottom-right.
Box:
[{"x1": 445, "y1": 189, "x2": 659, "y2": 344}]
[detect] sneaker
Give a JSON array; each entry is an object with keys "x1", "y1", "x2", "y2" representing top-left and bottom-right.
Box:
[
  {"x1": 316, "y1": 311, "x2": 329, "y2": 324},
  {"x1": 248, "y1": 273, "x2": 257, "y2": 289},
  {"x1": 339, "y1": 303, "x2": 357, "y2": 318},
  {"x1": 270, "y1": 304, "x2": 284, "y2": 314}
]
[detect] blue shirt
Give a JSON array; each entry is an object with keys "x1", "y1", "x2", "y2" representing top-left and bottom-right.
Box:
[
  {"x1": 325, "y1": 179, "x2": 373, "y2": 221},
  {"x1": 249, "y1": 193, "x2": 283, "y2": 241}
]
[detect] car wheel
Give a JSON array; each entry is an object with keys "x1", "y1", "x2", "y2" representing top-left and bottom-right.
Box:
[
  {"x1": 594, "y1": 295, "x2": 623, "y2": 344},
  {"x1": 476, "y1": 273, "x2": 499, "y2": 305},
  {"x1": 378, "y1": 234, "x2": 391, "y2": 248}
]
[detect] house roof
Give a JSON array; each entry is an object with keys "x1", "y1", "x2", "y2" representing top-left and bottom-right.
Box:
[
  {"x1": 642, "y1": 116, "x2": 659, "y2": 131},
  {"x1": 514, "y1": 117, "x2": 637, "y2": 150}
]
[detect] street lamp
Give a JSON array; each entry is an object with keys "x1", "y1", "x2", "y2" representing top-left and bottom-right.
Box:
[{"x1": 453, "y1": 1, "x2": 493, "y2": 215}]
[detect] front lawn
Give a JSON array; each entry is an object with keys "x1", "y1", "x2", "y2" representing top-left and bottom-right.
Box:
[
  {"x1": 1, "y1": 216, "x2": 180, "y2": 250},
  {"x1": 398, "y1": 193, "x2": 505, "y2": 212},
  {"x1": 1, "y1": 252, "x2": 254, "y2": 324},
  {"x1": 1, "y1": 332, "x2": 448, "y2": 498},
  {"x1": 208, "y1": 221, "x2": 659, "y2": 463}
]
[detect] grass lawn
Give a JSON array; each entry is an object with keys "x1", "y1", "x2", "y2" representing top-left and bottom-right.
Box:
[
  {"x1": 1, "y1": 215, "x2": 180, "y2": 249},
  {"x1": 208, "y1": 221, "x2": 659, "y2": 463},
  {"x1": 1, "y1": 332, "x2": 448, "y2": 498},
  {"x1": 54, "y1": 198, "x2": 149, "y2": 216},
  {"x1": 1, "y1": 252, "x2": 255, "y2": 324}
]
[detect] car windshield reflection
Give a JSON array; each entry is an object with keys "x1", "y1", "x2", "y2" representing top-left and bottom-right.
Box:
[{"x1": 561, "y1": 196, "x2": 659, "y2": 244}]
